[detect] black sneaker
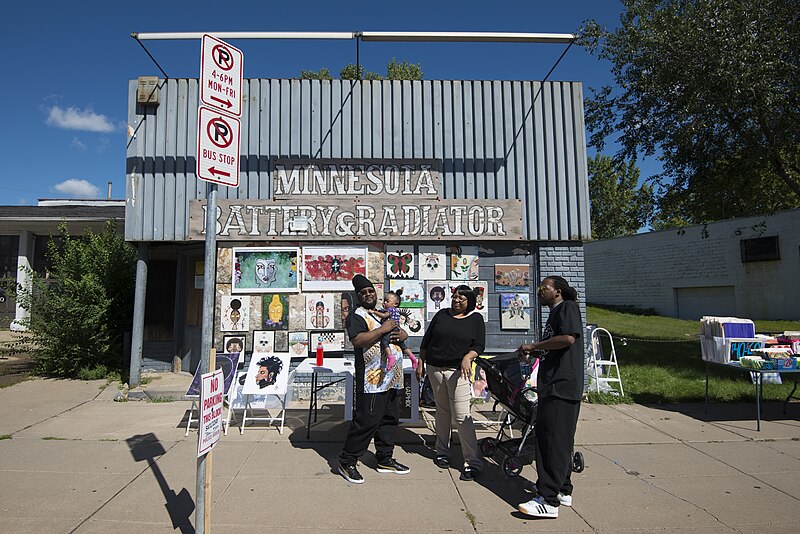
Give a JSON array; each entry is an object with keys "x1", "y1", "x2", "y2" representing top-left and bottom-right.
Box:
[
  {"x1": 434, "y1": 455, "x2": 450, "y2": 469},
  {"x1": 376, "y1": 458, "x2": 410, "y2": 474},
  {"x1": 459, "y1": 465, "x2": 479, "y2": 481},
  {"x1": 338, "y1": 462, "x2": 365, "y2": 484}
]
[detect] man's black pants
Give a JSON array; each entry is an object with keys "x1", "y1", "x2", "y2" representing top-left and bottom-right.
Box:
[
  {"x1": 339, "y1": 388, "x2": 399, "y2": 467},
  {"x1": 535, "y1": 395, "x2": 581, "y2": 507}
]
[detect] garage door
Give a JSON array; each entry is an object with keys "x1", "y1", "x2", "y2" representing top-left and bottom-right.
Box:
[{"x1": 675, "y1": 286, "x2": 736, "y2": 320}]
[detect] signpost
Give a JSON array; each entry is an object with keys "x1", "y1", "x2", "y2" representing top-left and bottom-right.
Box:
[{"x1": 196, "y1": 34, "x2": 243, "y2": 534}]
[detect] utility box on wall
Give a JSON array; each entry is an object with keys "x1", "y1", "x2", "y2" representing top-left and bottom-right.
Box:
[{"x1": 136, "y1": 76, "x2": 160, "y2": 105}]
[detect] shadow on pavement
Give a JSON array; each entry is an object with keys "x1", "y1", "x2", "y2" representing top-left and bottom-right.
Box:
[{"x1": 126, "y1": 433, "x2": 195, "y2": 533}]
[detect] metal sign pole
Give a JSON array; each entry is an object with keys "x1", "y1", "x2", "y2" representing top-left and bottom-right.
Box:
[{"x1": 196, "y1": 181, "x2": 218, "y2": 533}]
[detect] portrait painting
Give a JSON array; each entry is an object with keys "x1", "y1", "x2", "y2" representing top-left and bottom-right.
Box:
[
  {"x1": 425, "y1": 281, "x2": 448, "y2": 319},
  {"x1": 302, "y1": 246, "x2": 367, "y2": 291},
  {"x1": 386, "y1": 245, "x2": 415, "y2": 279},
  {"x1": 471, "y1": 281, "x2": 489, "y2": 322},
  {"x1": 221, "y1": 295, "x2": 250, "y2": 332},
  {"x1": 288, "y1": 331, "x2": 309, "y2": 358},
  {"x1": 449, "y1": 246, "x2": 479, "y2": 281},
  {"x1": 262, "y1": 294, "x2": 289, "y2": 330},
  {"x1": 222, "y1": 335, "x2": 246, "y2": 355},
  {"x1": 232, "y1": 247, "x2": 300, "y2": 293},
  {"x1": 500, "y1": 293, "x2": 531, "y2": 330},
  {"x1": 305, "y1": 293, "x2": 334, "y2": 330},
  {"x1": 494, "y1": 264, "x2": 531, "y2": 292},
  {"x1": 241, "y1": 353, "x2": 292, "y2": 395},
  {"x1": 398, "y1": 308, "x2": 425, "y2": 337},
  {"x1": 418, "y1": 246, "x2": 447, "y2": 280}
]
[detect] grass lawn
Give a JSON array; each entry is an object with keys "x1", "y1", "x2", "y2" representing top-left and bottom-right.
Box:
[{"x1": 585, "y1": 306, "x2": 800, "y2": 404}]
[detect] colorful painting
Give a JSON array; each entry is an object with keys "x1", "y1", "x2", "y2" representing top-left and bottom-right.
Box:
[
  {"x1": 472, "y1": 281, "x2": 489, "y2": 322},
  {"x1": 222, "y1": 335, "x2": 246, "y2": 355},
  {"x1": 305, "y1": 293, "x2": 335, "y2": 330},
  {"x1": 232, "y1": 247, "x2": 300, "y2": 293},
  {"x1": 386, "y1": 245, "x2": 415, "y2": 279},
  {"x1": 262, "y1": 294, "x2": 289, "y2": 330},
  {"x1": 221, "y1": 295, "x2": 250, "y2": 332},
  {"x1": 398, "y1": 308, "x2": 425, "y2": 337},
  {"x1": 367, "y1": 251, "x2": 385, "y2": 283},
  {"x1": 425, "y1": 281, "x2": 449, "y2": 319},
  {"x1": 252, "y1": 330, "x2": 275, "y2": 355},
  {"x1": 341, "y1": 292, "x2": 357, "y2": 326},
  {"x1": 186, "y1": 352, "x2": 241, "y2": 397},
  {"x1": 302, "y1": 246, "x2": 367, "y2": 291},
  {"x1": 374, "y1": 283, "x2": 385, "y2": 304},
  {"x1": 241, "y1": 353, "x2": 292, "y2": 395},
  {"x1": 500, "y1": 293, "x2": 531, "y2": 330},
  {"x1": 288, "y1": 331, "x2": 309, "y2": 358},
  {"x1": 418, "y1": 246, "x2": 447, "y2": 280},
  {"x1": 310, "y1": 330, "x2": 346, "y2": 356},
  {"x1": 494, "y1": 264, "x2": 531, "y2": 292},
  {"x1": 450, "y1": 246, "x2": 479, "y2": 281},
  {"x1": 388, "y1": 279, "x2": 425, "y2": 308}
]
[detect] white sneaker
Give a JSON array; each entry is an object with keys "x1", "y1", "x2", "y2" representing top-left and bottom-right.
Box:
[
  {"x1": 523, "y1": 484, "x2": 572, "y2": 507},
  {"x1": 518, "y1": 496, "x2": 558, "y2": 518}
]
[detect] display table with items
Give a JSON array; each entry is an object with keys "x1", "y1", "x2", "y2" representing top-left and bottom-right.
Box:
[
  {"x1": 700, "y1": 316, "x2": 800, "y2": 431},
  {"x1": 295, "y1": 357, "x2": 420, "y2": 438}
]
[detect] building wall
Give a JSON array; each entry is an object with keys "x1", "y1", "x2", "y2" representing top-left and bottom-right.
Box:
[
  {"x1": 584, "y1": 209, "x2": 800, "y2": 320},
  {"x1": 126, "y1": 78, "x2": 590, "y2": 242}
]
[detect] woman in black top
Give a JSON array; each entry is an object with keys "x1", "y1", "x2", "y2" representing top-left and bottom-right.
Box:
[
  {"x1": 516, "y1": 276, "x2": 584, "y2": 519},
  {"x1": 417, "y1": 285, "x2": 485, "y2": 481}
]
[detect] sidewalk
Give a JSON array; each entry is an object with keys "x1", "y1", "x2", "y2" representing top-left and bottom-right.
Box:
[{"x1": 1, "y1": 373, "x2": 800, "y2": 533}]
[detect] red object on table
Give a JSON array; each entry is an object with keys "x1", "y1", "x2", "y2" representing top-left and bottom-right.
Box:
[{"x1": 316, "y1": 337, "x2": 324, "y2": 366}]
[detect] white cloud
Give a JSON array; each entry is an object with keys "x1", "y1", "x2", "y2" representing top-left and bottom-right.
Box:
[
  {"x1": 54, "y1": 179, "x2": 100, "y2": 198},
  {"x1": 70, "y1": 137, "x2": 87, "y2": 151},
  {"x1": 46, "y1": 105, "x2": 116, "y2": 133}
]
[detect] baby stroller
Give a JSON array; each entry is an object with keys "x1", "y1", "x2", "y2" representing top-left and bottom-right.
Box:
[{"x1": 474, "y1": 353, "x2": 585, "y2": 477}]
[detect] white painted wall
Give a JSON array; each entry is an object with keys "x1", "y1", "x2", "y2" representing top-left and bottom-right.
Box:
[{"x1": 584, "y1": 209, "x2": 800, "y2": 320}]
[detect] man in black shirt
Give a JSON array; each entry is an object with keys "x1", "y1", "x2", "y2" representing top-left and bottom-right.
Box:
[{"x1": 517, "y1": 276, "x2": 584, "y2": 519}]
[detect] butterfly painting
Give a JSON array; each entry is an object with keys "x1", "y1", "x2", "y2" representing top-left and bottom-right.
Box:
[{"x1": 386, "y1": 246, "x2": 415, "y2": 279}]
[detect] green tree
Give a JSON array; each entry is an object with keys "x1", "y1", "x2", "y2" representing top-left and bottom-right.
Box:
[
  {"x1": 588, "y1": 154, "x2": 655, "y2": 238},
  {"x1": 386, "y1": 58, "x2": 423, "y2": 80},
  {"x1": 10, "y1": 221, "x2": 136, "y2": 378},
  {"x1": 339, "y1": 64, "x2": 383, "y2": 80},
  {"x1": 300, "y1": 68, "x2": 333, "y2": 80},
  {"x1": 581, "y1": 0, "x2": 800, "y2": 224}
]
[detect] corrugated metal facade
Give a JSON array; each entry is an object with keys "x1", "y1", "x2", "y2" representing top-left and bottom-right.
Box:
[{"x1": 126, "y1": 78, "x2": 589, "y2": 242}]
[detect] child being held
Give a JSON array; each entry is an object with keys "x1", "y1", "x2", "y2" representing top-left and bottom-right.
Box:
[{"x1": 371, "y1": 289, "x2": 419, "y2": 370}]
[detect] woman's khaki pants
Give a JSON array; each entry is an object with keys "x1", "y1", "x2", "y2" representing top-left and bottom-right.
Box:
[{"x1": 427, "y1": 365, "x2": 484, "y2": 470}]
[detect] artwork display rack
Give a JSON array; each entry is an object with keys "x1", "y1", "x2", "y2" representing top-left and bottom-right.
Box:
[{"x1": 226, "y1": 369, "x2": 296, "y2": 435}]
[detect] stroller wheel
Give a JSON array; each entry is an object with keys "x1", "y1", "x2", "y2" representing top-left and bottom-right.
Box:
[
  {"x1": 572, "y1": 451, "x2": 585, "y2": 473},
  {"x1": 479, "y1": 438, "x2": 497, "y2": 457},
  {"x1": 502, "y1": 456, "x2": 523, "y2": 477}
]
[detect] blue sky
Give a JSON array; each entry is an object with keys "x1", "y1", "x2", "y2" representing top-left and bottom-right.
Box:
[{"x1": 1, "y1": 0, "x2": 658, "y2": 206}]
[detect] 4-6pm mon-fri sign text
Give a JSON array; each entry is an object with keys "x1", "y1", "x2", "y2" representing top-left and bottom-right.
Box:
[{"x1": 200, "y1": 34, "x2": 243, "y2": 116}]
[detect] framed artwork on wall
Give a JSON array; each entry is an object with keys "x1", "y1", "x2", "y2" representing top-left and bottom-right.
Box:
[
  {"x1": 500, "y1": 293, "x2": 531, "y2": 329},
  {"x1": 388, "y1": 279, "x2": 425, "y2": 308},
  {"x1": 288, "y1": 331, "x2": 309, "y2": 358},
  {"x1": 222, "y1": 335, "x2": 246, "y2": 355},
  {"x1": 221, "y1": 295, "x2": 250, "y2": 332},
  {"x1": 251, "y1": 330, "x2": 275, "y2": 355},
  {"x1": 449, "y1": 245, "x2": 479, "y2": 281},
  {"x1": 425, "y1": 281, "x2": 448, "y2": 319},
  {"x1": 386, "y1": 245, "x2": 415, "y2": 279},
  {"x1": 494, "y1": 264, "x2": 531, "y2": 292},
  {"x1": 262, "y1": 294, "x2": 289, "y2": 330},
  {"x1": 418, "y1": 246, "x2": 447, "y2": 280},
  {"x1": 305, "y1": 293, "x2": 335, "y2": 330},
  {"x1": 302, "y1": 246, "x2": 367, "y2": 291},
  {"x1": 232, "y1": 247, "x2": 300, "y2": 293},
  {"x1": 309, "y1": 330, "x2": 346, "y2": 356}
]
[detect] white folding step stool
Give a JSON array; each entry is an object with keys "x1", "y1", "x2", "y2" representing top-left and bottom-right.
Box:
[{"x1": 590, "y1": 327, "x2": 624, "y2": 396}]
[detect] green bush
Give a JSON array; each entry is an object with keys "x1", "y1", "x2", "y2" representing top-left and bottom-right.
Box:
[{"x1": 10, "y1": 221, "x2": 135, "y2": 378}]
